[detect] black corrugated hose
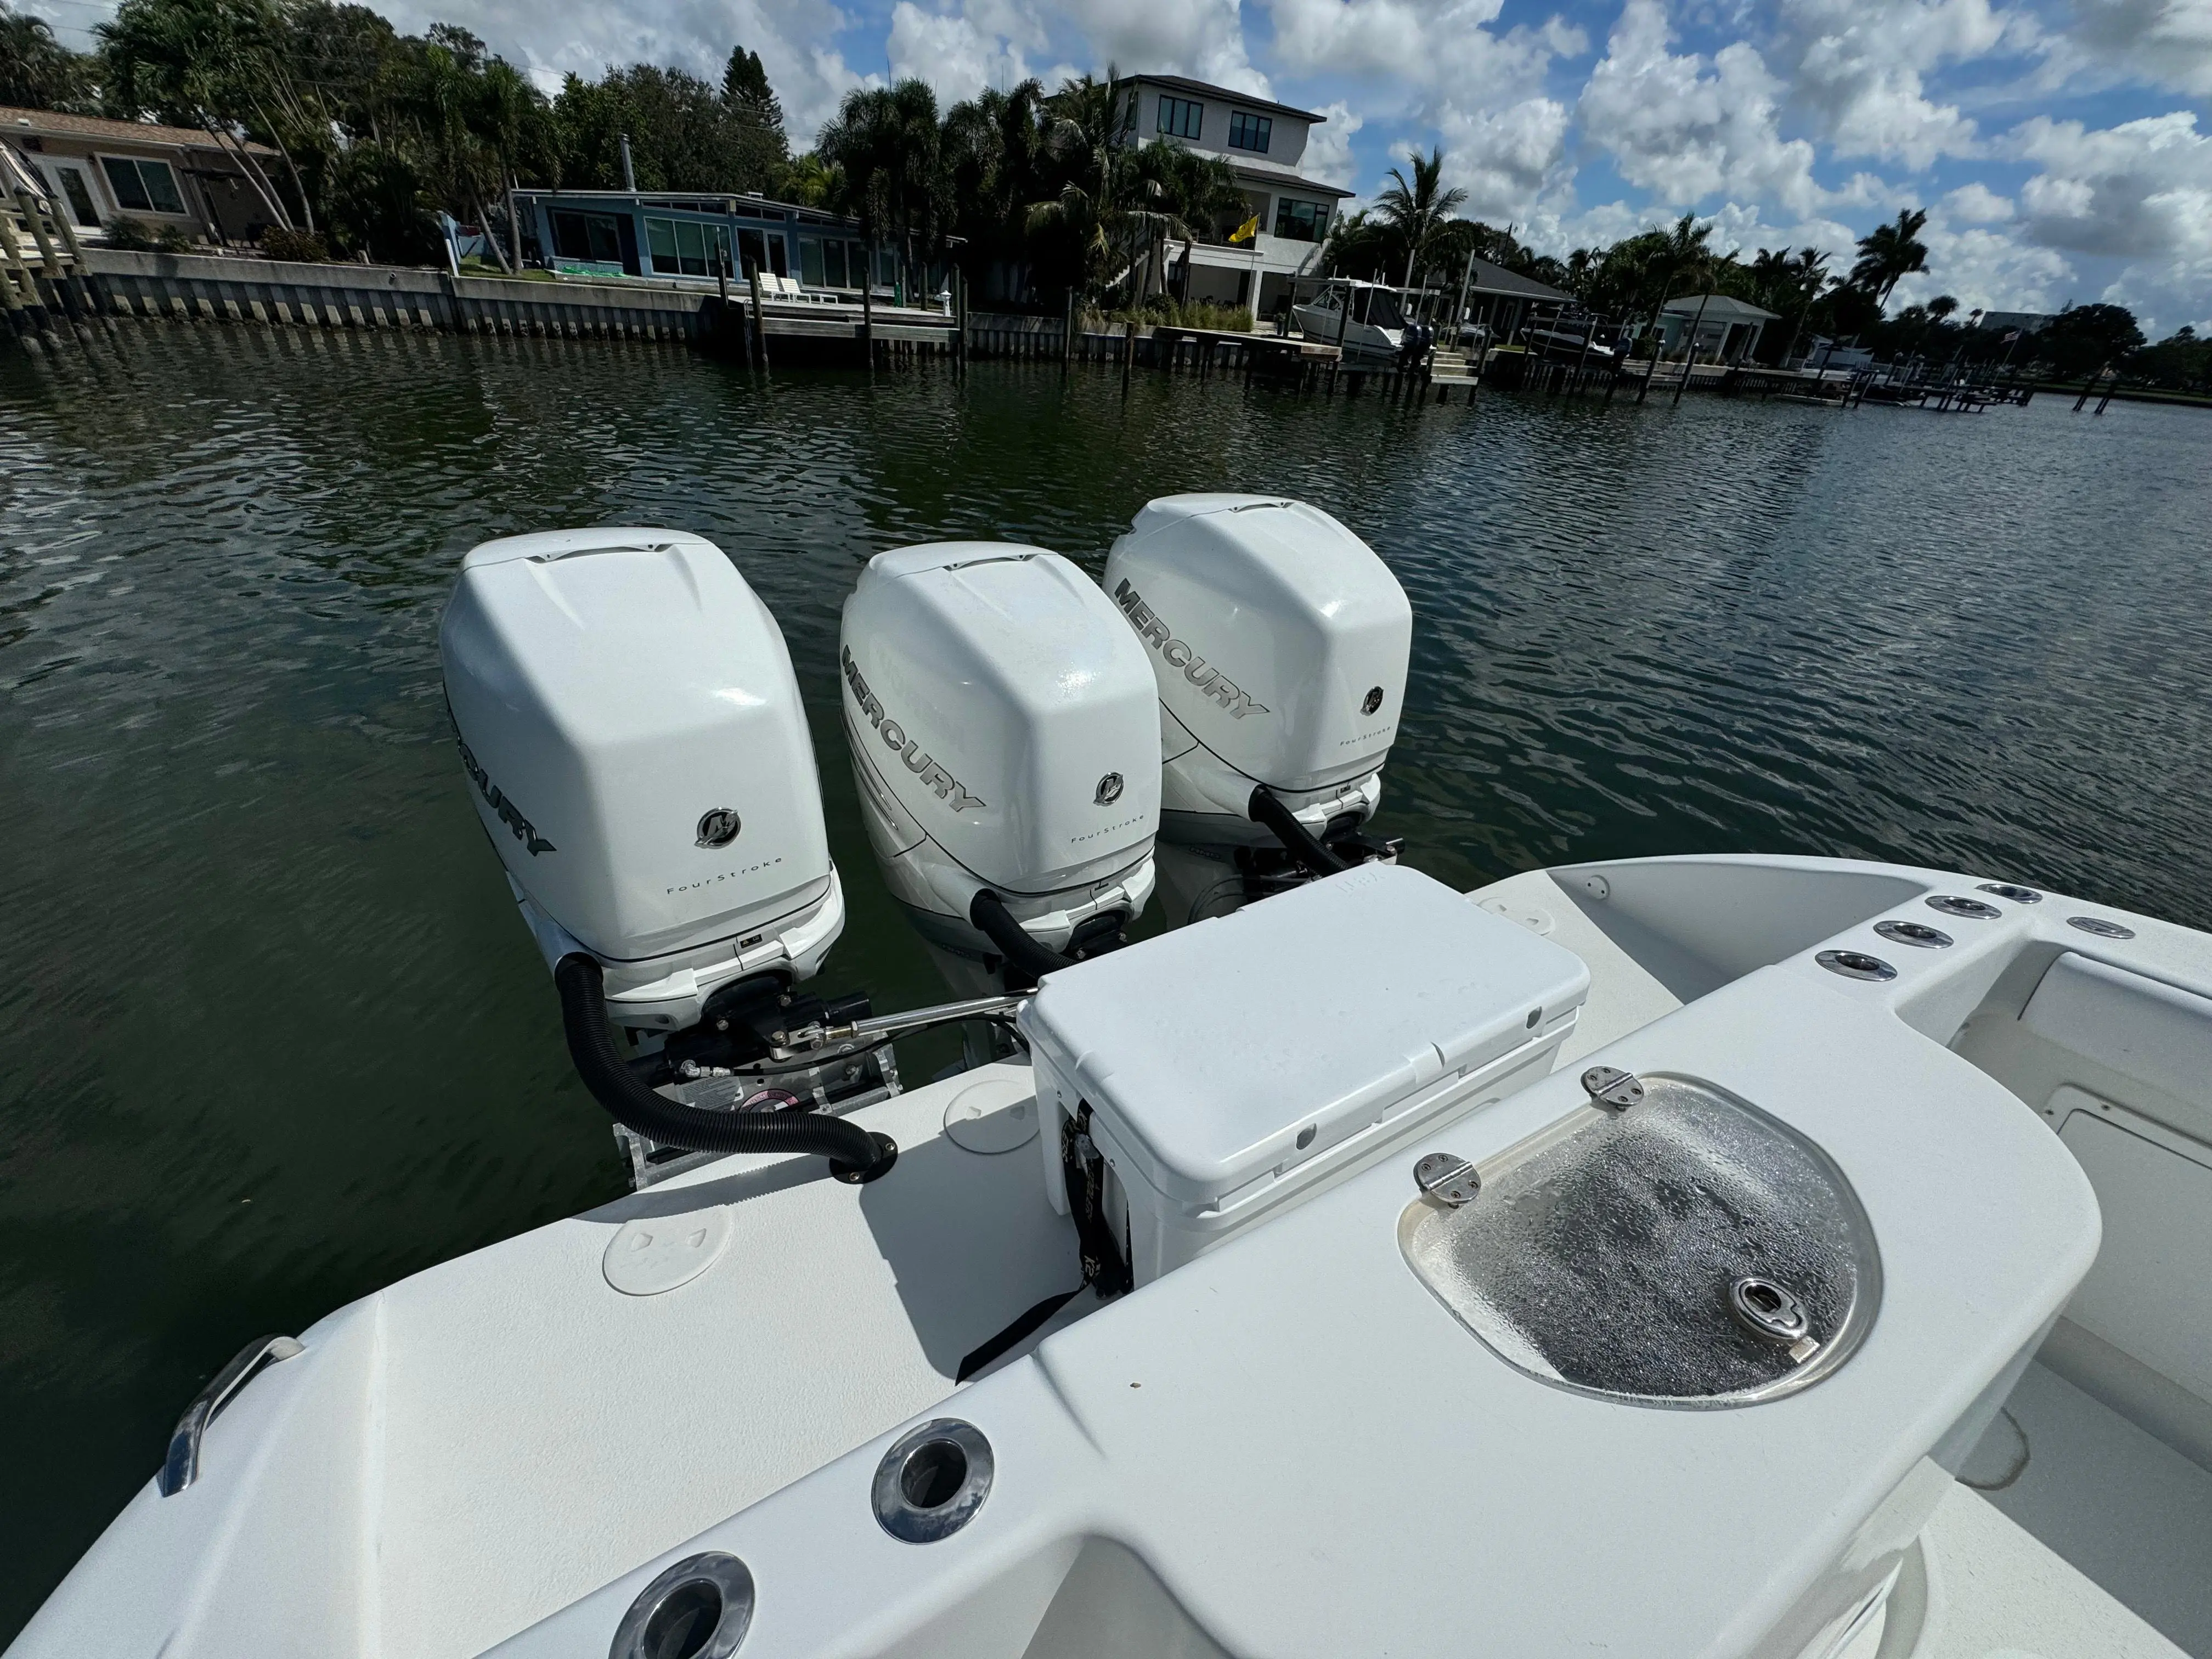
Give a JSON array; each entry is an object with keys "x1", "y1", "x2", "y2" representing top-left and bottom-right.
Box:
[
  {"x1": 1248, "y1": 786, "x2": 1351, "y2": 877},
  {"x1": 553, "y1": 953, "x2": 895, "y2": 1182}
]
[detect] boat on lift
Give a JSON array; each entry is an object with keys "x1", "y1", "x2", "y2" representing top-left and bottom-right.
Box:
[
  {"x1": 1292, "y1": 279, "x2": 1410, "y2": 361},
  {"x1": 10, "y1": 503, "x2": 2210, "y2": 1659}
]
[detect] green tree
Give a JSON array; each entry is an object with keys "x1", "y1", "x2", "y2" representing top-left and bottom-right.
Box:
[
  {"x1": 1848, "y1": 208, "x2": 1928, "y2": 307},
  {"x1": 555, "y1": 61, "x2": 786, "y2": 195},
  {"x1": 817, "y1": 76, "x2": 943, "y2": 290},
  {"x1": 99, "y1": 0, "x2": 311, "y2": 228},
  {"x1": 941, "y1": 79, "x2": 1047, "y2": 291},
  {"x1": 1372, "y1": 145, "x2": 1466, "y2": 286},
  {"x1": 2, "y1": 5, "x2": 98, "y2": 110},
  {"x1": 2039, "y1": 303, "x2": 2145, "y2": 380}
]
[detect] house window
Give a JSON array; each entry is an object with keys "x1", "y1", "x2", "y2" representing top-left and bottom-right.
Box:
[
  {"x1": 1272, "y1": 197, "x2": 1329, "y2": 242},
  {"x1": 823, "y1": 240, "x2": 848, "y2": 287},
  {"x1": 644, "y1": 216, "x2": 731, "y2": 278},
  {"x1": 551, "y1": 210, "x2": 624, "y2": 264},
  {"x1": 48, "y1": 165, "x2": 101, "y2": 228},
  {"x1": 1156, "y1": 96, "x2": 1203, "y2": 141},
  {"x1": 99, "y1": 155, "x2": 186, "y2": 216},
  {"x1": 1227, "y1": 112, "x2": 1272, "y2": 153}
]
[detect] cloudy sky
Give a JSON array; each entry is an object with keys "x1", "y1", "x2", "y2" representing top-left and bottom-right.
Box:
[{"x1": 48, "y1": 0, "x2": 2212, "y2": 331}]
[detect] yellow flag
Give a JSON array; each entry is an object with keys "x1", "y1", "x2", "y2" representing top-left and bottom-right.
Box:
[{"x1": 1230, "y1": 214, "x2": 1260, "y2": 244}]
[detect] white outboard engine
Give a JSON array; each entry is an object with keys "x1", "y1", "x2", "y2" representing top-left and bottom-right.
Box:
[
  {"x1": 840, "y1": 543, "x2": 1161, "y2": 993},
  {"x1": 441, "y1": 527, "x2": 894, "y2": 1184},
  {"x1": 1102, "y1": 495, "x2": 1412, "y2": 922}
]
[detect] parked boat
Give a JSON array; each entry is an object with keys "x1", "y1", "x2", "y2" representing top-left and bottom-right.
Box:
[
  {"x1": 12, "y1": 498, "x2": 2208, "y2": 1659},
  {"x1": 1292, "y1": 279, "x2": 1409, "y2": 360}
]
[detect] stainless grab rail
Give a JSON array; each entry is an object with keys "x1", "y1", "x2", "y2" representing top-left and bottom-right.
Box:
[{"x1": 158, "y1": 1334, "x2": 305, "y2": 1496}]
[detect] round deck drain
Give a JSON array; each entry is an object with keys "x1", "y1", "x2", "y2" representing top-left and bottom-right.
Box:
[
  {"x1": 603, "y1": 1209, "x2": 733, "y2": 1297},
  {"x1": 2068, "y1": 916, "x2": 2136, "y2": 940},
  {"x1": 1978, "y1": 883, "x2": 2044, "y2": 904},
  {"x1": 1875, "y1": 919, "x2": 1952, "y2": 949},
  {"x1": 943, "y1": 1078, "x2": 1039, "y2": 1154},
  {"x1": 609, "y1": 1552, "x2": 754, "y2": 1659},
  {"x1": 1927, "y1": 895, "x2": 2002, "y2": 920},
  {"x1": 873, "y1": 1419, "x2": 994, "y2": 1543},
  {"x1": 1817, "y1": 950, "x2": 1896, "y2": 982}
]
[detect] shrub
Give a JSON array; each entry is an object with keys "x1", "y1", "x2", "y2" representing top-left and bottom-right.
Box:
[
  {"x1": 155, "y1": 223, "x2": 196, "y2": 253},
  {"x1": 261, "y1": 226, "x2": 331, "y2": 263},
  {"x1": 105, "y1": 216, "x2": 157, "y2": 251}
]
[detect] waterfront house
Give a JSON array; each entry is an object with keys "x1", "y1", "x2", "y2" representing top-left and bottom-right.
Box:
[
  {"x1": 1456, "y1": 256, "x2": 1574, "y2": 344},
  {"x1": 1655, "y1": 293, "x2": 1779, "y2": 363},
  {"x1": 1115, "y1": 75, "x2": 1355, "y2": 319},
  {"x1": 511, "y1": 188, "x2": 883, "y2": 296},
  {"x1": 1, "y1": 106, "x2": 279, "y2": 246}
]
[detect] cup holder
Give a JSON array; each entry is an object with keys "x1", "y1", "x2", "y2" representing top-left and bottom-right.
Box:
[
  {"x1": 1816, "y1": 950, "x2": 1897, "y2": 983},
  {"x1": 1977, "y1": 883, "x2": 2044, "y2": 904},
  {"x1": 1926, "y1": 895, "x2": 2002, "y2": 920},
  {"x1": 608, "y1": 1552, "x2": 754, "y2": 1659},
  {"x1": 872, "y1": 1418, "x2": 994, "y2": 1543},
  {"x1": 1874, "y1": 919, "x2": 1952, "y2": 949}
]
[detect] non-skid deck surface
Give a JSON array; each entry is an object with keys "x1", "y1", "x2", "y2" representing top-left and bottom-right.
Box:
[{"x1": 1962, "y1": 1361, "x2": 2212, "y2": 1655}]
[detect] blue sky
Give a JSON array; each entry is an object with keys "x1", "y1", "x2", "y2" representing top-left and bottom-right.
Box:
[{"x1": 44, "y1": 0, "x2": 2212, "y2": 331}]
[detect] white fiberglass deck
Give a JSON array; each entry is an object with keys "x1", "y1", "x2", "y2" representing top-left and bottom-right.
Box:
[{"x1": 13, "y1": 855, "x2": 2212, "y2": 1659}]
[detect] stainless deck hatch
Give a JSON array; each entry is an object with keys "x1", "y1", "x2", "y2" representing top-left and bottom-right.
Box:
[{"x1": 1400, "y1": 1074, "x2": 1881, "y2": 1406}]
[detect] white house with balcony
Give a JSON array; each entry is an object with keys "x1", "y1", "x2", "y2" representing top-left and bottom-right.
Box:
[{"x1": 1116, "y1": 75, "x2": 1352, "y2": 320}]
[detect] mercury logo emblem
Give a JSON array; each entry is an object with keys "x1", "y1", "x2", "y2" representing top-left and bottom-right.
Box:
[
  {"x1": 695, "y1": 808, "x2": 742, "y2": 848},
  {"x1": 1362, "y1": 686, "x2": 1385, "y2": 715},
  {"x1": 1095, "y1": 772, "x2": 1124, "y2": 805}
]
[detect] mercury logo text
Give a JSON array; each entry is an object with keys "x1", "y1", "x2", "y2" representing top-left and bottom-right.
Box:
[
  {"x1": 459, "y1": 738, "x2": 555, "y2": 855},
  {"x1": 1111, "y1": 579, "x2": 1268, "y2": 719},
  {"x1": 841, "y1": 647, "x2": 988, "y2": 812}
]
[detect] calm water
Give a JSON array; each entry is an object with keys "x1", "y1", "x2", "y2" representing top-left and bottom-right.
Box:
[{"x1": 2, "y1": 329, "x2": 2208, "y2": 1633}]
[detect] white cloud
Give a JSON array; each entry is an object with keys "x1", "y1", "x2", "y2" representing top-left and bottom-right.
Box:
[
  {"x1": 1299, "y1": 100, "x2": 1364, "y2": 188},
  {"x1": 2067, "y1": 0, "x2": 2212, "y2": 97},
  {"x1": 1577, "y1": 0, "x2": 1824, "y2": 217},
  {"x1": 1771, "y1": 0, "x2": 2018, "y2": 168},
  {"x1": 382, "y1": 0, "x2": 869, "y2": 136},
  {"x1": 2015, "y1": 110, "x2": 2212, "y2": 257},
  {"x1": 2008, "y1": 109, "x2": 2212, "y2": 331},
  {"x1": 1942, "y1": 179, "x2": 2014, "y2": 221},
  {"x1": 1888, "y1": 218, "x2": 2072, "y2": 314},
  {"x1": 1052, "y1": 0, "x2": 1271, "y2": 93},
  {"x1": 886, "y1": 0, "x2": 1043, "y2": 101},
  {"x1": 1432, "y1": 97, "x2": 1572, "y2": 222}
]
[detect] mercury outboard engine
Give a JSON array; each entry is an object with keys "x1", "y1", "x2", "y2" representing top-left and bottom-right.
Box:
[
  {"x1": 1102, "y1": 495, "x2": 1412, "y2": 923},
  {"x1": 840, "y1": 543, "x2": 1161, "y2": 995},
  {"x1": 441, "y1": 527, "x2": 895, "y2": 1183}
]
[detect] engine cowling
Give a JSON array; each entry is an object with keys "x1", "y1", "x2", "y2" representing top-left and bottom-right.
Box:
[
  {"x1": 440, "y1": 527, "x2": 841, "y2": 1029},
  {"x1": 1103, "y1": 495, "x2": 1412, "y2": 848},
  {"x1": 839, "y1": 543, "x2": 1160, "y2": 975}
]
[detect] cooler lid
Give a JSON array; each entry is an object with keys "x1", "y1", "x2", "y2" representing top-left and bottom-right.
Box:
[{"x1": 1021, "y1": 865, "x2": 1590, "y2": 1204}]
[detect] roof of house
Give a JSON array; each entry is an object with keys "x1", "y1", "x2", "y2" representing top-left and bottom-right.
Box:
[
  {"x1": 2, "y1": 105, "x2": 279, "y2": 156},
  {"x1": 1659, "y1": 293, "x2": 1780, "y2": 322},
  {"x1": 1221, "y1": 151, "x2": 1356, "y2": 199},
  {"x1": 1464, "y1": 256, "x2": 1572, "y2": 303},
  {"x1": 1124, "y1": 75, "x2": 1325, "y2": 127}
]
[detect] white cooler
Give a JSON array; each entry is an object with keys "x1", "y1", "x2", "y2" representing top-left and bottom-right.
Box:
[{"x1": 1020, "y1": 864, "x2": 1591, "y2": 1285}]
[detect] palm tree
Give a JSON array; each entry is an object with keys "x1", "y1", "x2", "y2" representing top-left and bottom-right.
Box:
[
  {"x1": 1373, "y1": 146, "x2": 1467, "y2": 287},
  {"x1": 100, "y1": 0, "x2": 302, "y2": 229},
  {"x1": 818, "y1": 78, "x2": 945, "y2": 294},
  {"x1": 1848, "y1": 208, "x2": 1928, "y2": 307},
  {"x1": 1025, "y1": 71, "x2": 1128, "y2": 302}
]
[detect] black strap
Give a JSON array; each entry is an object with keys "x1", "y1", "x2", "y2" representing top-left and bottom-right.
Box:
[{"x1": 956, "y1": 1287, "x2": 1084, "y2": 1382}]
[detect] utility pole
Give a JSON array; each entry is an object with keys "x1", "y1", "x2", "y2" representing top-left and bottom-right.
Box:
[{"x1": 619, "y1": 134, "x2": 636, "y2": 194}]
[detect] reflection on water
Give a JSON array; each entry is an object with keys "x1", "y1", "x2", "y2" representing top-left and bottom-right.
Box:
[{"x1": 2, "y1": 327, "x2": 2208, "y2": 1631}]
